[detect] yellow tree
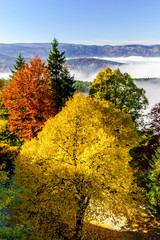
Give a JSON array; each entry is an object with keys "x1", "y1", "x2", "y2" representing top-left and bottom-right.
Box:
[{"x1": 14, "y1": 93, "x2": 138, "y2": 240}]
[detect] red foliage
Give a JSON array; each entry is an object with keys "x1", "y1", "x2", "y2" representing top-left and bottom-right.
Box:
[{"x1": 3, "y1": 56, "x2": 56, "y2": 141}]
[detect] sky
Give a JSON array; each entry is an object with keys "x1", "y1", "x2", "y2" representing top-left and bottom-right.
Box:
[{"x1": 1, "y1": 0, "x2": 160, "y2": 45}]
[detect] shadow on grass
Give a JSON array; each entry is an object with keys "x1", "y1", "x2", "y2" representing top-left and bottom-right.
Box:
[{"x1": 82, "y1": 223, "x2": 159, "y2": 240}]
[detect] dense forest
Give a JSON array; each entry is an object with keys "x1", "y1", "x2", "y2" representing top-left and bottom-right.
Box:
[
  {"x1": 0, "y1": 39, "x2": 159, "y2": 240},
  {"x1": 73, "y1": 80, "x2": 92, "y2": 93}
]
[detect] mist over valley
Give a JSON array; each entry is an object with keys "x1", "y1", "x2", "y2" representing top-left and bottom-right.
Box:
[
  {"x1": 0, "y1": 43, "x2": 160, "y2": 114},
  {"x1": 68, "y1": 56, "x2": 160, "y2": 113}
]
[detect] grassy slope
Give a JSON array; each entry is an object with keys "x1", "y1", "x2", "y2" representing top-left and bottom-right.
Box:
[{"x1": 82, "y1": 223, "x2": 158, "y2": 240}]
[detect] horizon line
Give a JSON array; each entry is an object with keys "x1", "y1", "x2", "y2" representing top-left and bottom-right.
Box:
[{"x1": 1, "y1": 41, "x2": 160, "y2": 47}]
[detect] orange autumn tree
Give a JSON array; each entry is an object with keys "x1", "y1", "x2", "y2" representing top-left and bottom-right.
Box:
[{"x1": 2, "y1": 56, "x2": 56, "y2": 141}]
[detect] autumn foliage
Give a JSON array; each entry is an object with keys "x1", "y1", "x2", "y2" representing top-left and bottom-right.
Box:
[
  {"x1": 2, "y1": 56, "x2": 56, "y2": 141},
  {"x1": 14, "y1": 94, "x2": 138, "y2": 239}
]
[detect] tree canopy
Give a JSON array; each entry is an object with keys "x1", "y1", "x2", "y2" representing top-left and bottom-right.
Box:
[
  {"x1": 2, "y1": 56, "x2": 56, "y2": 141},
  {"x1": 73, "y1": 80, "x2": 92, "y2": 93},
  {"x1": 146, "y1": 103, "x2": 160, "y2": 215},
  {"x1": 14, "y1": 93, "x2": 138, "y2": 239},
  {"x1": 89, "y1": 67, "x2": 148, "y2": 126},
  {"x1": 130, "y1": 101, "x2": 160, "y2": 216}
]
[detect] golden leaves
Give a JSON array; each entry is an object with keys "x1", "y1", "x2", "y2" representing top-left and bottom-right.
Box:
[{"x1": 14, "y1": 93, "x2": 138, "y2": 238}]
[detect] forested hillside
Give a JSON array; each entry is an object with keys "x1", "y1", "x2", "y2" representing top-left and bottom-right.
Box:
[{"x1": 66, "y1": 57, "x2": 124, "y2": 73}]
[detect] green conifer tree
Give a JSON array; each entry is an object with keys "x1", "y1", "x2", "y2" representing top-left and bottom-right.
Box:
[
  {"x1": 59, "y1": 66, "x2": 75, "y2": 106},
  {"x1": 47, "y1": 38, "x2": 75, "y2": 111},
  {"x1": 10, "y1": 53, "x2": 25, "y2": 77}
]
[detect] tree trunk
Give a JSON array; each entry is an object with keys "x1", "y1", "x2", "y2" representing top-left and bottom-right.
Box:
[
  {"x1": 75, "y1": 210, "x2": 84, "y2": 240},
  {"x1": 74, "y1": 195, "x2": 90, "y2": 240}
]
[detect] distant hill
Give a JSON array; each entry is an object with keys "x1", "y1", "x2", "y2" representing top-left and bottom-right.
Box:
[
  {"x1": 1, "y1": 42, "x2": 160, "y2": 72},
  {"x1": 60, "y1": 44, "x2": 160, "y2": 58},
  {"x1": 66, "y1": 58, "x2": 124, "y2": 73}
]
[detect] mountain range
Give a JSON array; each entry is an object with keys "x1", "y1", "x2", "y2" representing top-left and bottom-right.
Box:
[{"x1": 1, "y1": 43, "x2": 160, "y2": 72}]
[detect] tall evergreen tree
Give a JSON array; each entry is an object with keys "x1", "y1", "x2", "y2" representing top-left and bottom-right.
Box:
[
  {"x1": 59, "y1": 66, "x2": 75, "y2": 106},
  {"x1": 47, "y1": 38, "x2": 75, "y2": 111},
  {"x1": 10, "y1": 53, "x2": 25, "y2": 77}
]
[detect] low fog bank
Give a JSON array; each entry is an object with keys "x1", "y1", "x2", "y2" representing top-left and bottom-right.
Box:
[
  {"x1": 98, "y1": 56, "x2": 160, "y2": 78},
  {"x1": 69, "y1": 56, "x2": 160, "y2": 113},
  {"x1": 135, "y1": 79, "x2": 160, "y2": 113},
  {"x1": 2, "y1": 56, "x2": 160, "y2": 80},
  {"x1": 73, "y1": 56, "x2": 160, "y2": 79},
  {"x1": 70, "y1": 69, "x2": 98, "y2": 83},
  {"x1": 0, "y1": 72, "x2": 10, "y2": 79}
]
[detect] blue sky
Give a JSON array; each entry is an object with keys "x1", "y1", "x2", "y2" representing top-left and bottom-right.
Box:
[{"x1": 1, "y1": 0, "x2": 160, "y2": 45}]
